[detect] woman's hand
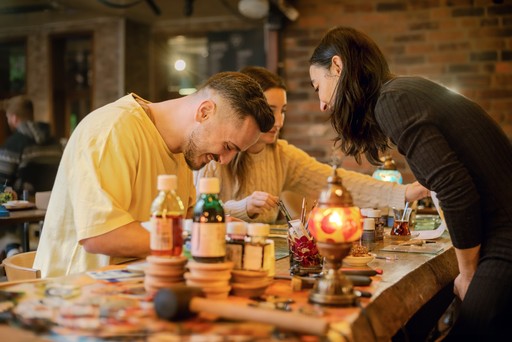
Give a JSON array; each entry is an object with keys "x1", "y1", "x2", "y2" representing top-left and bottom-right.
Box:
[
  {"x1": 246, "y1": 191, "x2": 279, "y2": 218},
  {"x1": 405, "y1": 181, "x2": 430, "y2": 202},
  {"x1": 454, "y1": 272, "x2": 474, "y2": 301}
]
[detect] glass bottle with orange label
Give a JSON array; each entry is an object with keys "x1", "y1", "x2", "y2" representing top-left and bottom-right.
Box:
[{"x1": 150, "y1": 174, "x2": 184, "y2": 257}]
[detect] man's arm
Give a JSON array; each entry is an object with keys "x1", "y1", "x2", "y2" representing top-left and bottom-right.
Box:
[{"x1": 81, "y1": 221, "x2": 150, "y2": 258}]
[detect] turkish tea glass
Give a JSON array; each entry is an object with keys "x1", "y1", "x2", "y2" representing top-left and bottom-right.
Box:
[{"x1": 391, "y1": 207, "x2": 413, "y2": 236}]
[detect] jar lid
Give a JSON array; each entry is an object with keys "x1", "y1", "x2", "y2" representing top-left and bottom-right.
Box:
[
  {"x1": 363, "y1": 218, "x2": 375, "y2": 230},
  {"x1": 227, "y1": 221, "x2": 247, "y2": 235},
  {"x1": 247, "y1": 223, "x2": 270, "y2": 237},
  {"x1": 367, "y1": 209, "x2": 381, "y2": 217},
  {"x1": 198, "y1": 177, "x2": 220, "y2": 194},
  {"x1": 157, "y1": 174, "x2": 177, "y2": 190}
]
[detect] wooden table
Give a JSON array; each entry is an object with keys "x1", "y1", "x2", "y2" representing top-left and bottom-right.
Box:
[
  {"x1": 0, "y1": 231, "x2": 457, "y2": 341},
  {"x1": 0, "y1": 209, "x2": 46, "y2": 251}
]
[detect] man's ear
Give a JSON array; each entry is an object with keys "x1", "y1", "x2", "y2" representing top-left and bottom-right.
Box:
[
  {"x1": 331, "y1": 55, "x2": 343, "y2": 76},
  {"x1": 195, "y1": 100, "x2": 216, "y2": 123}
]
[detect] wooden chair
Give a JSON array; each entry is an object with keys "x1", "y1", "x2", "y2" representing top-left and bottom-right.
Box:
[{"x1": 1, "y1": 251, "x2": 40, "y2": 281}]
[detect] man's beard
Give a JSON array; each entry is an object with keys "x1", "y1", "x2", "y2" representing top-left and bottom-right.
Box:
[{"x1": 183, "y1": 129, "x2": 204, "y2": 170}]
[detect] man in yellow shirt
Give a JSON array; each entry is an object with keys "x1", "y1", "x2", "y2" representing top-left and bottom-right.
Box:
[{"x1": 33, "y1": 72, "x2": 274, "y2": 278}]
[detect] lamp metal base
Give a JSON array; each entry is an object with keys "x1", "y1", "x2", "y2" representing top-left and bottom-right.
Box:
[{"x1": 308, "y1": 241, "x2": 356, "y2": 306}]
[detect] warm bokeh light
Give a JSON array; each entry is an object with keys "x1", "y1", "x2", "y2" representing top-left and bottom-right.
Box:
[{"x1": 174, "y1": 59, "x2": 186, "y2": 71}]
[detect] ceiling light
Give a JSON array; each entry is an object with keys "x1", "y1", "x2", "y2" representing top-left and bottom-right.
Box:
[{"x1": 238, "y1": 0, "x2": 269, "y2": 19}]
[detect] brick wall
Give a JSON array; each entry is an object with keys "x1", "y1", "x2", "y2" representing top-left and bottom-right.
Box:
[{"x1": 280, "y1": 0, "x2": 512, "y2": 184}]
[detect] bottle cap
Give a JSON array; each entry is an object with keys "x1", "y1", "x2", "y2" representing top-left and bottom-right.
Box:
[
  {"x1": 227, "y1": 221, "x2": 247, "y2": 236},
  {"x1": 247, "y1": 223, "x2": 270, "y2": 237},
  {"x1": 157, "y1": 174, "x2": 177, "y2": 191},
  {"x1": 183, "y1": 218, "x2": 193, "y2": 232},
  {"x1": 199, "y1": 177, "x2": 220, "y2": 194},
  {"x1": 363, "y1": 218, "x2": 375, "y2": 230}
]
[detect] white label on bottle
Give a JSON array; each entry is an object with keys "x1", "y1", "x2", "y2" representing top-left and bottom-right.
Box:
[
  {"x1": 150, "y1": 216, "x2": 173, "y2": 251},
  {"x1": 191, "y1": 222, "x2": 226, "y2": 257}
]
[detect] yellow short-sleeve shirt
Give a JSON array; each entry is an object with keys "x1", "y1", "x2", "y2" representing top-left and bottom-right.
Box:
[{"x1": 34, "y1": 94, "x2": 195, "y2": 278}]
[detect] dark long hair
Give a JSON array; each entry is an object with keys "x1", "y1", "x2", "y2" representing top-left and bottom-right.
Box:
[
  {"x1": 309, "y1": 26, "x2": 393, "y2": 165},
  {"x1": 228, "y1": 66, "x2": 286, "y2": 197}
]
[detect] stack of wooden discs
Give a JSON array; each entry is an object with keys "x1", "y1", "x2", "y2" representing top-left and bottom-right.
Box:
[
  {"x1": 144, "y1": 255, "x2": 188, "y2": 295},
  {"x1": 230, "y1": 269, "x2": 272, "y2": 298},
  {"x1": 185, "y1": 261, "x2": 233, "y2": 299}
]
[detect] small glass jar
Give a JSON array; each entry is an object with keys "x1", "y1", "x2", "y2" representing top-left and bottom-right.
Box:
[
  {"x1": 225, "y1": 221, "x2": 247, "y2": 270},
  {"x1": 243, "y1": 223, "x2": 274, "y2": 275}
]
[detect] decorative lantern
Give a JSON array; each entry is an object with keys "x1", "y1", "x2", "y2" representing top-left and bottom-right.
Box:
[
  {"x1": 307, "y1": 165, "x2": 362, "y2": 306},
  {"x1": 372, "y1": 155, "x2": 403, "y2": 184}
]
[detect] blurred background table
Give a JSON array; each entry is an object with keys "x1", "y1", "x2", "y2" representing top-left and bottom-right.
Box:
[{"x1": 0, "y1": 209, "x2": 46, "y2": 251}]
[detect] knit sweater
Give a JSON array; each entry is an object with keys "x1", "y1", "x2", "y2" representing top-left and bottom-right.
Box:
[
  {"x1": 376, "y1": 76, "x2": 512, "y2": 252},
  {"x1": 197, "y1": 140, "x2": 406, "y2": 223}
]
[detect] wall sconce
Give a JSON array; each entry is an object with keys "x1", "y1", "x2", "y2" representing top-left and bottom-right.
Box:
[
  {"x1": 372, "y1": 155, "x2": 403, "y2": 184},
  {"x1": 307, "y1": 165, "x2": 362, "y2": 305}
]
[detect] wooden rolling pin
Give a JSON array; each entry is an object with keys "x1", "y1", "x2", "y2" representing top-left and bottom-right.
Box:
[{"x1": 154, "y1": 285, "x2": 329, "y2": 336}]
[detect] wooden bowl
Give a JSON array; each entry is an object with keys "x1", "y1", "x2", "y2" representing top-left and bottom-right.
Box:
[{"x1": 343, "y1": 254, "x2": 375, "y2": 267}]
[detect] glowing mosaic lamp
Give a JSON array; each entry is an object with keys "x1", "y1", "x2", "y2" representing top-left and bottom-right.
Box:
[
  {"x1": 372, "y1": 155, "x2": 403, "y2": 184},
  {"x1": 307, "y1": 165, "x2": 362, "y2": 306}
]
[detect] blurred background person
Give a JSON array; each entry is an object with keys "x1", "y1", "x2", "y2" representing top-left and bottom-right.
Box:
[{"x1": 0, "y1": 95, "x2": 61, "y2": 195}]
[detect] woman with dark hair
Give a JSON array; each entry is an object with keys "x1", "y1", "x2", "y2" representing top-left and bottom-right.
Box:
[
  {"x1": 309, "y1": 26, "x2": 512, "y2": 339},
  {"x1": 197, "y1": 66, "x2": 428, "y2": 223}
]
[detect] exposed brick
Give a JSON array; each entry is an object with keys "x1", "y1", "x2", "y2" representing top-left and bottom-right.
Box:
[
  {"x1": 452, "y1": 7, "x2": 485, "y2": 17},
  {"x1": 394, "y1": 55, "x2": 426, "y2": 65},
  {"x1": 446, "y1": 0, "x2": 474, "y2": 6},
  {"x1": 479, "y1": 27, "x2": 512, "y2": 38},
  {"x1": 493, "y1": 74, "x2": 512, "y2": 87},
  {"x1": 479, "y1": 89, "x2": 512, "y2": 99},
  {"x1": 455, "y1": 75, "x2": 491, "y2": 88},
  {"x1": 383, "y1": 45, "x2": 406, "y2": 55},
  {"x1": 470, "y1": 51, "x2": 498, "y2": 61},
  {"x1": 495, "y1": 62, "x2": 512, "y2": 73},
  {"x1": 427, "y1": 30, "x2": 466, "y2": 41},
  {"x1": 448, "y1": 64, "x2": 480, "y2": 73},
  {"x1": 377, "y1": 2, "x2": 407, "y2": 12},
  {"x1": 481, "y1": 18, "x2": 499, "y2": 26},
  {"x1": 406, "y1": 43, "x2": 437, "y2": 54},
  {"x1": 428, "y1": 52, "x2": 468, "y2": 64},
  {"x1": 482, "y1": 63, "x2": 496, "y2": 73},
  {"x1": 405, "y1": 64, "x2": 446, "y2": 75},
  {"x1": 344, "y1": 2, "x2": 374, "y2": 13},
  {"x1": 430, "y1": 7, "x2": 453, "y2": 18},
  {"x1": 438, "y1": 42, "x2": 471, "y2": 51},
  {"x1": 393, "y1": 33, "x2": 425, "y2": 42},
  {"x1": 410, "y1": 0, "x2": 443, "y2": 10},
  {"x1": 487, "y1": 4, "x2": 512, "y2": 16},
  {"x1": 297, "y1": 16, "x2": 328, "y2": 28},
  {"x1": 409, "y1": 21, "x2": 440, "y2": 30},
  {"x1": 502, "y1": 50, "x2": 512, "y2": 61},
  {"x1": 472, "y1": 39, "x2": 505, "y2": 50},
  {"x1": 490, "y1": 99, "x2": 512, "y2": 111}
]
